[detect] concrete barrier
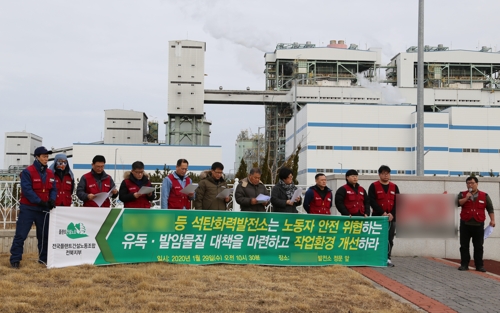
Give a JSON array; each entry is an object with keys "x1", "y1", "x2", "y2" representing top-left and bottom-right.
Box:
[
  {"x1": 0, "y1": 229, "x2": 38, "y2": 254},
  {"x1": 326, "y1": 174, "x2": 500, "y2": 261}
]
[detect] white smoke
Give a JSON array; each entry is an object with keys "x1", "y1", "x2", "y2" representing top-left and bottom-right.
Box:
[
  {"x1": 356, "y1": 73, "x2": 406, "y2": 105},
  {"x1": 169, "y1": 0, "x2": 277, "y2": 52}
]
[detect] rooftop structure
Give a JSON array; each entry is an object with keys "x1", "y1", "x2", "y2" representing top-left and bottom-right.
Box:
[{"x1": 263, "y1": 40, "x2": 382, "y2": 164}]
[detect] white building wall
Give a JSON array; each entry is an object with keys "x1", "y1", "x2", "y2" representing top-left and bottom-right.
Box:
[
  {"x1": 290, "y1": 104, "x2": 500, "y2": 186},
  {"x1": 447, "y1": 107, "x2": 500, "y2": 175},
  {"x1": 4, "y1": 132, "x2": 42, "y2": 169},
  {"x1": 72, "y1": 144, "x2": 222, "y2": 186}
]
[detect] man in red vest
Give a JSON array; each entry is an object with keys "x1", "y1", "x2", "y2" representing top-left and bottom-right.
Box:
[
  {"x1": 457, "y1": 176, "x2": 495, "y2": 272},
  {"x1": 160, "y1": 159, "x2": 194, "y2": 209},
  {"x1": 76, "y1": 155, "x2": 118, "y2": 207},
  {"x1": 334, "y1": 169, "x2": 370, "y2": 217},
  {"x1": 303, "y1": 173, "x2": 333, "y2": 215},
  {"x1": 49, "y1": 153, "x2": 74, "y2": 206},
  {"x1": 10, "y1": 146, "x2": 56, "y2": 268},
  {"x1": 119, "y1": 161, "x2": 155, "y2": 208},
  {"x1": 369, "y1": 165, "x2": 400, "y2": 267}
]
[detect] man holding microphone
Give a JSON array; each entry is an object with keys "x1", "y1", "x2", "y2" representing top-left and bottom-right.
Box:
[{"x1": 457, "y1": 176, "x2": 495, "y2": 272}]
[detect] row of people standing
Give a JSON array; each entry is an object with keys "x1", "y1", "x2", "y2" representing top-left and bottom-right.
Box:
[{"x1": 12, "y1": 149, "x2": 494, "y2": 272}]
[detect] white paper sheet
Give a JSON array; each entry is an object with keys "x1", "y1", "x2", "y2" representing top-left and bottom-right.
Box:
[
  {"x1": 138, "y1": 186, "x2": 155, "y2": 195},
  {"x1": 484, "y1": 225, "x2": 494, "y2": 239},
  {"x1": 216, "y1": 188, "x2": 233, "y2": 199},
  {"x1": 180, "y1": 184, "x2": 198, "y2": 194},
  {"x1": 256, "y1": 194, "x2": 270, "y2": 203},
  {"x1": 92, "y1": 188, "x2": 115, "y2": 207},
  {"x1": 292, "y1": 188, "x2": 303, "y2": 201}
]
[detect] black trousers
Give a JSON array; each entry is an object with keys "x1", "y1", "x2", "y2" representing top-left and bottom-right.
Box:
[
  {"x1": 459, "y1": 220, "x2": 484, "y2": 268},
  {"x1": 10, "y1": 208, "x2": 50, "y2": 263},
  {"x1": 388, "y1": 221, "x2": 396, "y2": 259}
]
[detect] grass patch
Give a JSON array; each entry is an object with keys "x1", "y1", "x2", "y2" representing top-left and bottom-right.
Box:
[{"x1": 1, "y1": 253, "x2": 418, "y2": 313}]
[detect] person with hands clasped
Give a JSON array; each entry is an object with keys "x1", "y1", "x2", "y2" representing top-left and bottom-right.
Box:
[
  {"x1": 161, "y1": 159, "x2": 194, "y2": 209},
  {"x1": 271, "y1": 167, "x2": 302, "y2": 213},
  {"x1": 369, "y1": 165, "x2": 400, "y2": 267},
  {"x1": 335, "y1": 169, "x2": 370, "y2": 217},
  {"x1": 303, "y1": 173, "x2": 333, "y2": 215},
  {"x1": 457, "y1": 176, "x2": 495, "y2": 272},
  {"x1": 10, "y1": 146, "x2": 57, "y2": 268}
]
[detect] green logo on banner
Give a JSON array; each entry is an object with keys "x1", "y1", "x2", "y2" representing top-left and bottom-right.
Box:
[{"x1": 66, "y1": 222, "x2": 88, "y2": 239}]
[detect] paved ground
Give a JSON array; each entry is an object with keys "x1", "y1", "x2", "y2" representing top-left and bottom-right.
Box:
[{"x1": 354, "y1": 256, "x2": 500, "y2": 313}]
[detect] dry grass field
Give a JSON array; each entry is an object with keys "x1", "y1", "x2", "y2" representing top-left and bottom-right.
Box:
[{"x1": 1, "y1": 253, "x2": 418, "y2": 313}]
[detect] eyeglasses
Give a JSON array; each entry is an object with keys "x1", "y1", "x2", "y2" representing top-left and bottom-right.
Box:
[
  {"x1": 213, "y1": 171, "x2": 223, "y2": 175},
  {"x1": 57, "y1": 160, "x2": 67, "y2": 165}
]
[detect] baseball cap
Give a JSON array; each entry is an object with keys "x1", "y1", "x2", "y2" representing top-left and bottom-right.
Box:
[{"x1": 34, "y1": 146, "x2": 53, "y2": 156}]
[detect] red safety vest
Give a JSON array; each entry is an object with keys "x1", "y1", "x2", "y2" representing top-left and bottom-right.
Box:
[
  {"x1": 167, "y1": 173, "x2": 191, "y2": 209},
  {"x1": 460, "y1": 190, "x2": 487, "y2": 223},
  {"x1": 123, "y1": 179, "x2": 152, "y2": 208},
  {"x1": 83, "y1": 172, "x2": 112, "y2": 207},
  {"x1": 54, "y1": 173, "x2": 73, "y2": 206},
  {"x1": 343, "y1": 184, "x2": 366, "y2": 215},
  {"x1": 309, "y1": 188, "x2": 332, "y2": 215},
  {"x1": 20, "y1": 165, "x2": 55, "y2": 206},
  {"x1": 373, "y1": 181, "x2": 396, "y2": 213}
]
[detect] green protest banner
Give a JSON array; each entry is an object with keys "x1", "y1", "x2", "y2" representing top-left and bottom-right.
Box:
[{"x1": 91, "y1": 209, "x2": 388, "y2": 267}]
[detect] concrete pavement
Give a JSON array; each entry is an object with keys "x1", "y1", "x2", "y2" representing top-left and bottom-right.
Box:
[{"x1": 354, "y1": 256, "x2": 500, "y2": 313}]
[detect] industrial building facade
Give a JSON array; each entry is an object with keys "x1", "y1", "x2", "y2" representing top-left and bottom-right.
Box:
[
  {"x1": 3, "y1": 131, "x2": 42, "y2": 170},
  {"x1": 288, "y1": 104, "x2": 500, "y2": 185}
]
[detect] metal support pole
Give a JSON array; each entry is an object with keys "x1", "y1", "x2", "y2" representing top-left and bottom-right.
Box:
[
  {"x1": 114, "y1": 148, "x2": 118, "y2": 182},
  {"x1": 416, "y1": 0, "x2": 425, "y2": 176},
  {"x1": 293, "y1": 79, "x2": 298, "y2": 150}
]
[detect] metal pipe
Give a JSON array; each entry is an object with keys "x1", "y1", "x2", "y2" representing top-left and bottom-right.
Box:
[
  {"x1": 416, "y1": 0, "x2": 425, "y2": 176},
  {"x1": 293, "y1": 79, "x2": 298, "y2": 151},
  {"x1": 114, "y1": 148, "x2": 118, "y2": 182}
]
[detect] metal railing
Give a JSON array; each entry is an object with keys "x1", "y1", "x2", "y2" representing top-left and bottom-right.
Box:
[{"x1": 0, "y1": 180, "x2": 308, "y2": 229}]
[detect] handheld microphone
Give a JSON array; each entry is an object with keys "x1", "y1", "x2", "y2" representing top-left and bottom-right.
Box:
[{"x1": 468, "y1": 188, "x2": 473, "y2": 200}]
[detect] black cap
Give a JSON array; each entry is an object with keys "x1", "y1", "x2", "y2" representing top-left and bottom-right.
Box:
[
  {"x1": 34, "y1": 146, "x2": 52, "y2": 156},
  {"x1": 345, "y1": 169, "x2": 358, "y2": 177}
]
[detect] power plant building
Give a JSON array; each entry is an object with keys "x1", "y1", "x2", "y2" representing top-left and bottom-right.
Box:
[{"x1": 278, "y1": 42, "x2": 500, "y2": 185}]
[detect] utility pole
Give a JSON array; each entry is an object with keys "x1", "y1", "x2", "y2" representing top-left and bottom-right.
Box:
[
  {"x1": 293, "y1": 79, "x2": 298, "y2": 151},
  {"x1": 114, "y1": 148, "x2": 119, "y2": 182},
  {"x1": 416, "y1": 0, "x2": 425, "y2": 176}
]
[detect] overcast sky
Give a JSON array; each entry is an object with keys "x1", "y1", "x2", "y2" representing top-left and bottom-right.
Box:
[{"x1": 1, "y1": 0, "x2": 499, "y2": 170}]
